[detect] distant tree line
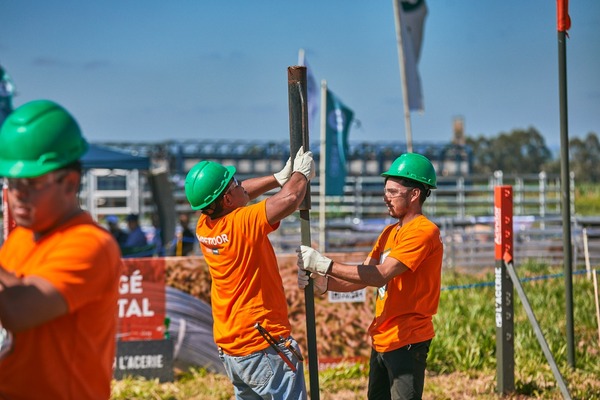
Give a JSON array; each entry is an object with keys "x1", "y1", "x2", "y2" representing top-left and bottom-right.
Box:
[{"x1": 465, "y1": 128, "x2": 600, "y2": 183}]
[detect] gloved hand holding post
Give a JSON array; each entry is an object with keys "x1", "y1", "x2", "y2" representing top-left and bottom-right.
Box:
[
  {"x1": 297, "y1": 266, "x2": 310, "y2": 288},
  {"x1": 296, "y1": 245, "x2": 332, "y2": 276},
  {"x1": 273, "y1": 157, "x2": 292, "y2": 187},
  {"x1": 292, "y1": 146, "x2": 316, "y2": 181},
  {"x1": 297, "y1": 267, "x2": 328, "y2": 295}
]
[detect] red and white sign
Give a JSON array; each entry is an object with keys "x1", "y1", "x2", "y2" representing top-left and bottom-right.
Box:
[
  {"x1": 117, "y1": 258, "x2": 166, "y2": 341},
  {"x1": 494, "y1": 186, "x2": 513, "y2": 263}
]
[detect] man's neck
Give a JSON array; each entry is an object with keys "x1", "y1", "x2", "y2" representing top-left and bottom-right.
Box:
[
  {"x1": 34, "y1": 207, "x2": 84, "y2": 241},
  {"x1": 397, "y1": 211, "x2": 423, "y2": 227}
]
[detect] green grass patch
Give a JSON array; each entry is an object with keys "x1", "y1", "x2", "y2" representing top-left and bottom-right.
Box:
[
  {"x1": 431, "y1": 264, "x2": 600, "y2": 399},
  {"x1": 575, "y1": 184, "x2": 600, "y2": 215}
]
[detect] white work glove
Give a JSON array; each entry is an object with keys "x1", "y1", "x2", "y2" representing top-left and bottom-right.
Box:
[
  {"x1": 297, "y1": 268, "x2": 328, "y2": 296},
  {"x1": 273, "y1": 157, "x2": 292, "y2": 186},
  {"x1": 296, "y1": 245, "x2": 332, "y2": 276},
  {"x1": 292, "y1": 146, "x2": 316, "y2": 181}
]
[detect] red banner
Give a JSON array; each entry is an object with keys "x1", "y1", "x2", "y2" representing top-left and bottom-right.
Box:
[
  {"x1": 557, "y1": 0, "x2": 571, "y2": 32},
  {"x1": 117, "y1": 258, "x2": 167, "y2": 341},
  {"x1": 2, "y1": 185, "x2": 16, "y2": 241}
]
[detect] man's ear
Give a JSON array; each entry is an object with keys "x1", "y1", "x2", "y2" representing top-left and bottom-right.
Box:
[
  {"x1": 411, "y1": 187, "x2": 423, "y2": 203},
  {"x1": 222, "y1": 193, "x2": 233, "y2": 208},
  {"x1": 63, "y1": 171, "x2": 80, "y2": 194}
]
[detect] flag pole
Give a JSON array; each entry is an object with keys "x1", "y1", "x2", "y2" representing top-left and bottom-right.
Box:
[
  {"x1": 318, "y1": 80, "x2": 328, "y2": 252},
  {"x1": 556, "y1": 0, "x2": 575, "y2": 369},
  {"x1": 298, "y1": 48, "x2": 306, "y2": 69},
  {"x1": 392, "y1": 0, "x2": 414, "y2": 153},
  {"x1": 287, "y1": 65, "x2": 320, "y2": 399}
]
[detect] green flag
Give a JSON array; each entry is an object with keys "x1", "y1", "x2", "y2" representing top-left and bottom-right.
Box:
[
  {"x1": 0, "y1": 65, "x2": 15, "y2": 124},
  {"x1": 325, "y1": 89, "x2": 354, "y2": 196}
]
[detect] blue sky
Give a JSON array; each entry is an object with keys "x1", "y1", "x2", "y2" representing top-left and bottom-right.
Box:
[{"x1": 2, "y1": 1, "x2": 599, "y2": 147}]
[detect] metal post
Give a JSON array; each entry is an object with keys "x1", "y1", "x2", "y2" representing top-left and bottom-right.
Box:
[
  {"x1": 287, "y1": 65, "x2": 320, "y2": 399},
  {"x1": 494, "y1": 186, "x2": 515, "y2": 394},
  {"x1": 539, "y1": 171, "x2": 547, "y2": 228},
  {"x1": 558, "y1": 27, "x2": 575, "y2": 369}
]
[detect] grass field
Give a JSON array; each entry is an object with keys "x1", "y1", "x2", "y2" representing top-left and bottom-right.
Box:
[
  {"x1": 575, "y1": 184, "x2": 600, "y2": 215},
  {"x1": 111, "y1": 263, "x2": 600, "y2": 399}
]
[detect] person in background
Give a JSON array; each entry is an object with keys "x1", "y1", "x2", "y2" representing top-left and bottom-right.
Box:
[
  {"x1": 0, "y1": 99, "x2": 121, "y2": 399},
  {"x1": 106, "y1": 214, "x2": 127, "y2": 246},
  {"x1": 184, "y1": 147, "x2": 314, "y2": 399},
  {"x1": 151, "y1": 213, "x2": 166, "y2": 257},
  {"x1": 176, "y1": 213, "x2": 195, "y2": 256},
  {"x1": 297, "y1": 153, "x2": 443, "y2": 400},
  {"x1": 123, "y1": 213, "x2": 148, "y2": 248}
]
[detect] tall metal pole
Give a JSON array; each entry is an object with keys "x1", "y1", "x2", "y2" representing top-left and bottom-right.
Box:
[
  {"x1": 318, "y1": 80, "x2": 328, "y2": 252},
  {"x1": 558, "y1": 27, "x2": 575, "y2": 369},
  {"x1": 392, "y1": 0, "x2": 414, "y2": 152},
  {"x1": 288, "y1": 65, "x2": 320, "y2": 399}
]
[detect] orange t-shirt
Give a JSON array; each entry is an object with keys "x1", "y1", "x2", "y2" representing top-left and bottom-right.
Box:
[
  {"x1": 196, "y1": 200, "x2": 291, "y2": 356},
  {"x1": 367, "y1": 215, "x2": 443, "y2": 352},
  {"x1": 0, "y1": 212, "x2": 121, "y2": 400}
]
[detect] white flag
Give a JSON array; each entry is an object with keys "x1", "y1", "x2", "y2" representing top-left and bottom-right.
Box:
[
  {"x1": 298, "y1": 49, "x2": 319, "y2": 130},
  {"x1": 393, "y1": 0, "x2": 427, "y2": 112}
]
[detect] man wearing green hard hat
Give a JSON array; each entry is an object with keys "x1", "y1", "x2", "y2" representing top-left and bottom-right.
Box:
[
  {"x1": 297, "y1": 152, "x2": 443, "y2": 400},
  {"x1": 0, "y1": 100, "x2": 121, "y2": 399},
  {"x1": 184, "y1": 147, "x2": 315, "y2": 399}
]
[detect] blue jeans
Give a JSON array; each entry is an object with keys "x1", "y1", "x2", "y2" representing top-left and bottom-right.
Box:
[
  {"x1": 218, "y1": 337, "x2": 307, "y2": 400},
  {"x1": 367, "y1": 340, "x2": 431, "y2": 400}
]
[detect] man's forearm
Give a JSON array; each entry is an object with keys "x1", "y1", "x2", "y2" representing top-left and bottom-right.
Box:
[
  {"x1": 327, "y1": 275, "x2": 366, "y2": 292},
  {"x1": 242, "y1": 175, "x2": 280, "y2": 200},
  {"x1": 0, "y1": 266, "x2": 68, "y2": 332},
  {"x1": 329, "y1": 262, "x2": 390, "y2": 288}
]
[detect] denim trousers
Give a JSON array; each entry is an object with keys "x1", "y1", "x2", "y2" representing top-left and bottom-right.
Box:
[
  {"x1": 219, "y1": 336, "x2": 307, "y2": 400},
  {"x1": 367, "y1": 339, "x2": 432, "y2": 400}
]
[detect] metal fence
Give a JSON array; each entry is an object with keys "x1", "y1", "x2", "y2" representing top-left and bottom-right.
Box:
[
  {"x1": 437, "y1": 216, "x2": 600, "y2": 270},
  {"x1": 267, "y1": 172, "x2": 600, "y2": 271},
  {"x1": 271, "y1": 215, "x2": 600, "y2": 271},
  {"x1": 308, "y1": 171, "x2": 572, "y2": 221}
]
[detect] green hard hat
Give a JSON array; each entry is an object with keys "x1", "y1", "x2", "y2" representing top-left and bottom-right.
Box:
[
  {"x1": 381, "y1": 153, "x2": 437, "y2": 189},
  {"x1": 0, "y1": 99, "x2": 88, "y2": 178},
  {"x1": 185, "y1": 161, "x2": 236, "y2": 210}
]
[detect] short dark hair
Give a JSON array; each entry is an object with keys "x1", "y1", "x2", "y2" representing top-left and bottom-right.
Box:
[
  {"x1": 397, "y1": 178, "x2": 426, "y2": 191},
  {"x1": 60, "y1": 160, "x2": 83, "y2": 174},
  {"x1": 385, "y1": 177, "x2": 431, "y2": 203}
]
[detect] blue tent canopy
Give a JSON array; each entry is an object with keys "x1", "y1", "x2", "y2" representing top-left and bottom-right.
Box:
[{"x1": 82, "y1": 144, "x2": 150, "y2": 170}]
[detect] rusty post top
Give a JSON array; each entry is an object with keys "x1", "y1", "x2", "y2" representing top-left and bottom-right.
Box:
[{"x1": 287, "y1": 65, "x2": 306, "y2": 83}]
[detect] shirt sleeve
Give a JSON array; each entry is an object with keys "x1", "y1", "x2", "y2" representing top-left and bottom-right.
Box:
[
  {"x1": 389, "y1": 220, "x2": 437, "y2": 272},
  {"x1": 236, "y1": 200, "x2": 280, "y2": 238}
]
